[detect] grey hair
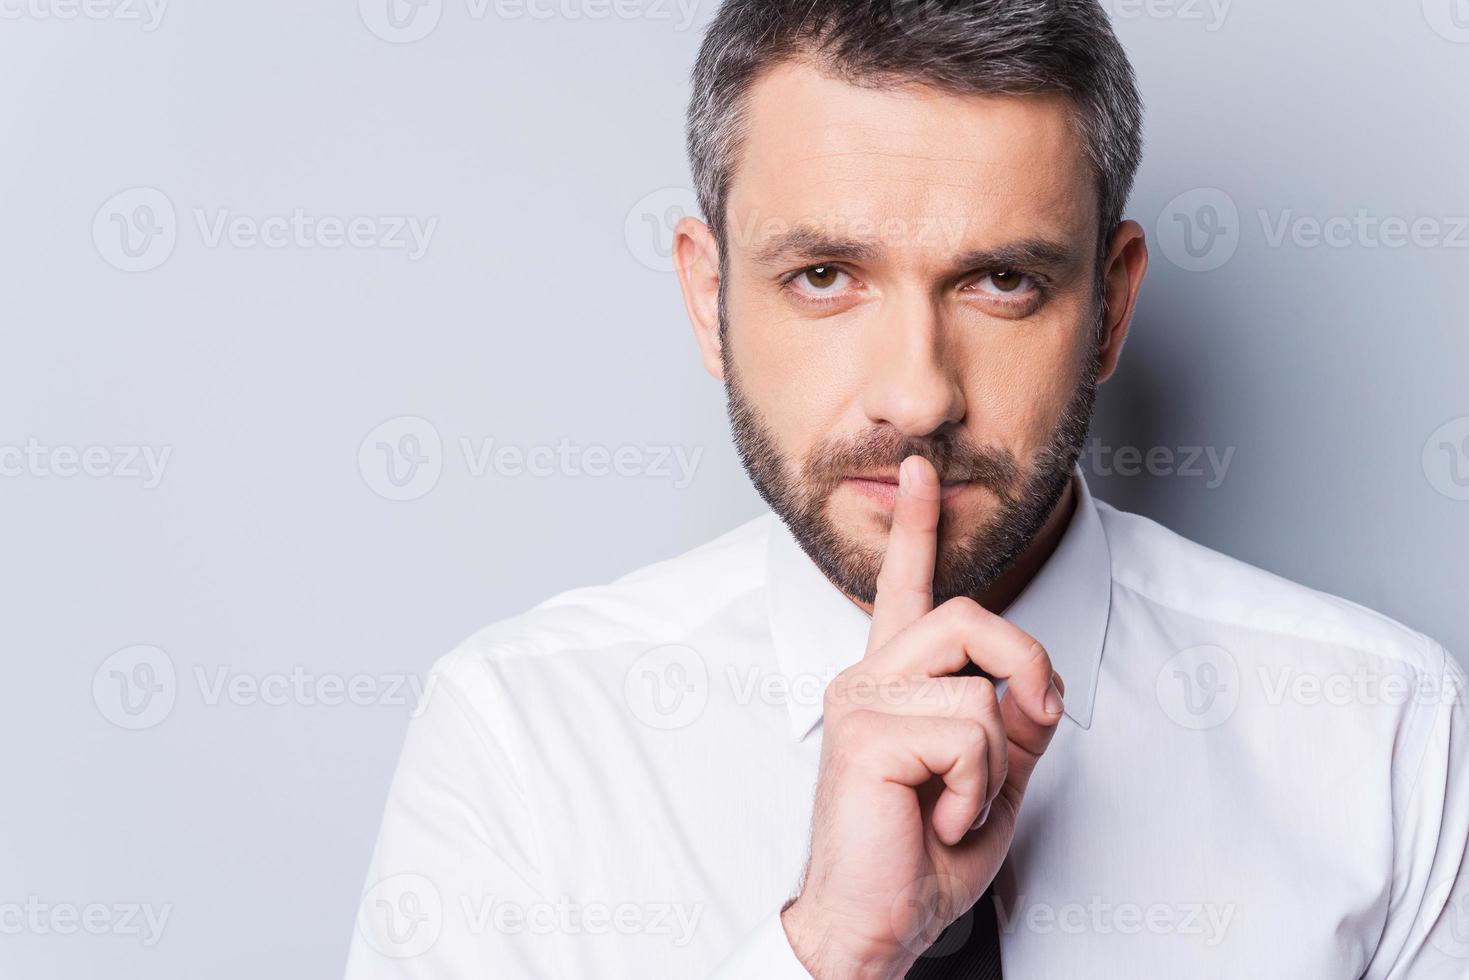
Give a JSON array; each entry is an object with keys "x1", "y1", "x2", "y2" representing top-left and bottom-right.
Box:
[{"x1": 686, "y1": 0, "x2": 1143, "y2": 264}]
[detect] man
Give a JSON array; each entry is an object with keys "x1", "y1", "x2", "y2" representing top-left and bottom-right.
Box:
[{"x1": 347, "y1": 1, "x2": 1469, "y2": 977}]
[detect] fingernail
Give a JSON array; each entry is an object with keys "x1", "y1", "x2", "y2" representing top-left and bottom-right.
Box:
[
  {"x1": 1044, "y1": 678, "x2": 1065, "y2": 716},
  {"x1": 972, "y1": 802, "x2": 992, "y2": 831}
]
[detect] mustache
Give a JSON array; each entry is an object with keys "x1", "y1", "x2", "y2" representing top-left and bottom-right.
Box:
[{"x1": 802, "y1": 430, "x2": 1020, "y2": 499}]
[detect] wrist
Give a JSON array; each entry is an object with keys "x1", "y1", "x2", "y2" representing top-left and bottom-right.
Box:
[{"x1": 780, "y1": 895, "x2": 913, "y2": 980}]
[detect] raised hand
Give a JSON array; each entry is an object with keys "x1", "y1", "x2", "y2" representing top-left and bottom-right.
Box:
[{"x1": 781, "y1": 455, "x2": 1066, "y2": 979}]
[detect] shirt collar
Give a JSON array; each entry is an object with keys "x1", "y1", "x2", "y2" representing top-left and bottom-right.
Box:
[{"x1": 765, "y1": 467, "x2": 1112, "y2": 741}]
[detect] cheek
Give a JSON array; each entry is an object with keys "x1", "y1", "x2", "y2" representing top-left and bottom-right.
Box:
[
  {"x1": 726, "y1": 286, "x2": 862, "y2": 461},
  {"x1": 954, "y1": 314, "x2": 1093, "y2": 458}
]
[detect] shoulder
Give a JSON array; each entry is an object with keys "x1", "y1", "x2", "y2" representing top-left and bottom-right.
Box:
[
  {"x1": 1096, "y1": 500, "x2": 1454, "y2": 679},
  {"x1": 429, "y1": 513, "x2": 776, "y2": 686}
]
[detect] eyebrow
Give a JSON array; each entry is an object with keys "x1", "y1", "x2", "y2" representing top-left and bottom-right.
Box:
[{"x1": 749, "y1": 228, "x2": 1080, "y2": 276}]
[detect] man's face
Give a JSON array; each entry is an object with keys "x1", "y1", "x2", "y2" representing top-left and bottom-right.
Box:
[{"x1": 710, "y1": 61, "x2": 1108, "y2": 604}]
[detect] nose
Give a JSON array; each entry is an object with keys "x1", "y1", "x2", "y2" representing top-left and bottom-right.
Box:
[{"x1": 857, "y1": 291, "x2": 966, "y2": 438}]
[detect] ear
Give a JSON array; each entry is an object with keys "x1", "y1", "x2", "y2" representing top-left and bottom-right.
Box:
[
  {"x1": 1096, "y1": 219, "x2": 1149, "y2": 384},
  {"x1": 673, "y1": 215, "x2": 725, "y2": 380}
]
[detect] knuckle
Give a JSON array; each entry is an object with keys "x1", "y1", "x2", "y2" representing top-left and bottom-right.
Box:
[
  {"x1": 835, "y1": 708, "x2": 882, "y2": 750},
  {"x1": 945, "y1": 677, "x2": 994, "y2": 719},
  {"x1": 958, "y1": 717, "x2": 988, "y2": 752},
  {"x1": 941, "y1": 595, "x2": 981, "y2": 619},
  {"x1": 967, "y1": 675, "x2": 996, "y2": 705}
]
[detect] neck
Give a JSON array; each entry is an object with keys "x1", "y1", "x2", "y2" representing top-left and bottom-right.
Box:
[{"x1": 851, "y1": 476, "x2": 1078, "y2": 617}]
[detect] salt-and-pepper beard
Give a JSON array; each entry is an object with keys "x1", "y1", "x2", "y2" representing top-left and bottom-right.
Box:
[{"x1": 721, "y1": 299, "x2": 1101, "y2": 606}]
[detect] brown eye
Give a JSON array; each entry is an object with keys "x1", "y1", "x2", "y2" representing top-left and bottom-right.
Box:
[
  {"x1": 990, "y1": 270, "x2": 1023, "y2": 292},
  {"x1": 804, "y1": 265, "x2": 839, "y2": 289}
]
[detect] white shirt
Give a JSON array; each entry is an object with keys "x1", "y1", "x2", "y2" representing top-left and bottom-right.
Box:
[{"x1": 346, "y1": 472, "x2": 1469, "y2": 979}]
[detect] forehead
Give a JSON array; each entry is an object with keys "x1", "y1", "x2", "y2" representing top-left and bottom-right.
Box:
[{"x1": 726, "y1": 59, "x2": 1096, "y2": 257}]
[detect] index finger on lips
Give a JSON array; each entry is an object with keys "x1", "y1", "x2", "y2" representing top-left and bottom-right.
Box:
[{"x1": 865, "y1": 456, "x2": 941, "y2": 656}]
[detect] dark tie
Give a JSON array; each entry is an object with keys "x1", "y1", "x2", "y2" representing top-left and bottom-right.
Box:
[{"x1": 903, "y1": 883, "x2": 1003, "y2": 980}]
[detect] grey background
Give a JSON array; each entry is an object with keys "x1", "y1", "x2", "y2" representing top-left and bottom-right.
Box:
[{"x1": 2, "y1": 0, "x2": 1465, "y2": 976}]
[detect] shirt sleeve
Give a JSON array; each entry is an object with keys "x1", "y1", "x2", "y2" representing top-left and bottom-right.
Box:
[
  {"x1": 345, "y1": 652, "x2": 561, "y2": 980},
  {"x1": 1363, "y1": 640, "x2": 1469, "y2": 979},
  {"x1": 706, "y1": 908, "x2": 813, "y2": 979}
]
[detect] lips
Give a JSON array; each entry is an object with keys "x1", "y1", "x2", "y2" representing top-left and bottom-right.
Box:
[{"x1": 844, "y1": 475, "x2": 974, "y2": 507}]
